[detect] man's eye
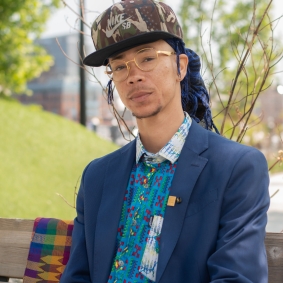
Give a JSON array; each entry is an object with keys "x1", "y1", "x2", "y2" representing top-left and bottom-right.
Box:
[
  {"x1": 142, "y1": 56, "x2": 156, "y2": 63},
  {"x1": 113, "y1": 64, "x2": 126, "y2": 72}
]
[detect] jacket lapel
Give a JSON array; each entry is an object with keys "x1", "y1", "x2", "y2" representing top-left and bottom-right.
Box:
[
  {"x1": 156, "y1": 121, "x2": 209, "y2": 282},
  {"x1": 93, "y1": 139, "x2": 136, "y2": 283}
]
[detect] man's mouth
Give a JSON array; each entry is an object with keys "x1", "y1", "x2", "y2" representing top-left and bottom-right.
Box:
[{"x1": 130, "y1": 92, "x2": 151, "y2": 102}]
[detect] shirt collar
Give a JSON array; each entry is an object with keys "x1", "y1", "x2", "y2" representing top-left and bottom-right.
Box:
[{"x1": 136, "y1": 112, "x2": 192, "y2": 164}]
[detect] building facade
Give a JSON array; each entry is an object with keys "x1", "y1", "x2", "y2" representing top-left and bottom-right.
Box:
[{"x1": 17, "y1": 34, "x2": 135, "y2": 145}]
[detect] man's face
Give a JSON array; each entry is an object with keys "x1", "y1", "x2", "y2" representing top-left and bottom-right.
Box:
[{"x1": 109, "y1": 40, "x2": 186, "y2": 119}]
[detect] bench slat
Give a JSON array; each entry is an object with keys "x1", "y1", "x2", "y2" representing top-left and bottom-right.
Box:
[
  {"x1": 0, "y1": 218, "x2": 33, "y2": 279},
  {"x1": 0, "y1": 218, "x2": 282, "y2": 282},
  {"x1": 265, "y1": 233, "x2": 283, "y2": 283}
]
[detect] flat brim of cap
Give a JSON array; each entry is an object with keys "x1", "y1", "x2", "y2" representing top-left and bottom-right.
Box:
[{"x1": 83, "y1": 31, "x2": 179, "y2": 67}]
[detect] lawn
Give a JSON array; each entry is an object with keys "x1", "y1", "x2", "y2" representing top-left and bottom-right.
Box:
[{"x1": 0, "y1": 98, "x2": 118, "y2": 219}]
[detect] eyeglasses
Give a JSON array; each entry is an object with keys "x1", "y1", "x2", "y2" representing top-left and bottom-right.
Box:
[{"x1": 105, "y1": 48, "x2": 176, "y2": 82}]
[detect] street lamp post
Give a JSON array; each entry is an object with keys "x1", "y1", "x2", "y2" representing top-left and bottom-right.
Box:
[{"x1": 79, "y1": 0, "x2": 86, "y2": 126}]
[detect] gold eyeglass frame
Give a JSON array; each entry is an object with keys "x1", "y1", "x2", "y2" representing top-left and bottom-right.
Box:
[{"x1": 105, "y1": 48, "x2": 176, "y2": 82}]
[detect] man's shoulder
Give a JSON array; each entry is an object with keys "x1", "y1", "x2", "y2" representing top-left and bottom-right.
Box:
[
  {"x1": 209, "y1": 128, "x2": 261, "y2": 154},
  {"x1": 191, "y1": 121, "x2": 265, "y2": 160},
  {"x1": 199, "y1": 125, "x2": 267, "y2": 168},
  {"x1": 84, "y1": 138, "x2": 136, "y2": 172}
]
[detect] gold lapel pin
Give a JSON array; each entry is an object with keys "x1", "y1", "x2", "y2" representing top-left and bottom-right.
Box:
[
  {"x1": 167, "y1": 196, "x2": 177, "y2": 206},
  {"x1": 167, "y1": 196, "x2": 182, "y2": 206}
]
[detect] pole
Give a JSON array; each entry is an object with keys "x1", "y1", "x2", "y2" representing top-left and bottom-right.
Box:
[{"x1": 79, "y1": 0, "x2": 86, "y2": 126}]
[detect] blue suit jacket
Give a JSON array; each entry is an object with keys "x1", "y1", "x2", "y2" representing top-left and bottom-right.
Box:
[{"x1": 61, "y1": 120, "x2": 270, "y2": 283}]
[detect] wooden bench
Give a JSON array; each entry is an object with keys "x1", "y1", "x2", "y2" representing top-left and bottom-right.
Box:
[{"x1": 0, "y1": 218, "x2": 282, "y2": 282}]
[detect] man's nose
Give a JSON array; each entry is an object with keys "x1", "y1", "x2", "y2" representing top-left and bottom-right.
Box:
[{"x1": 126, "y1": 61, "x2": 144, "y2": 84}]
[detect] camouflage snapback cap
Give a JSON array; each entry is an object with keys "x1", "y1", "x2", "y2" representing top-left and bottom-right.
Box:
[{"x1": 83, "y1": 0, "x2": 183, "y2": 67}]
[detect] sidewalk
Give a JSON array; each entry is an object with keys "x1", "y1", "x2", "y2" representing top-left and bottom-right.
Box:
[
  {"x1": 267, "y1": 172, "x2": 283, "y2": 232},
  {"x1": 269, "y1": 172, "x2": 283, "y2": 213}
]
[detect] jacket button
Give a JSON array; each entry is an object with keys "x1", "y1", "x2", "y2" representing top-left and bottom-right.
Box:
[{"x1": 176, "y1": 197, "x2": 182, "y2": 204}]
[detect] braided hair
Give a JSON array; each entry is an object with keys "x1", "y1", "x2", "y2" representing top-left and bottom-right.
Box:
[{"x1": 165, "y1": 38, "x2": 219, "y2": 133}]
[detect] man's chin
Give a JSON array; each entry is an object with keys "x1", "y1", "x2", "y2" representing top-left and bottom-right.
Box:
[{"x1": 132, "y1": 107, "x2": 162, "y2": 119}]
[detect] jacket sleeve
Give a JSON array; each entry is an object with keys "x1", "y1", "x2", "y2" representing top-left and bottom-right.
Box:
[
  {"x1": 207, "y1": 148, "x2": 270, "y2": 283},
  {"x1": 60, "y1": 165, "x2": 91, "y2": 283}
]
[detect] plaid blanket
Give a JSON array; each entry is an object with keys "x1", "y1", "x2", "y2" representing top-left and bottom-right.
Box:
[{"x1": 23, "y1": 217, "x2": 74, "y2": 283}]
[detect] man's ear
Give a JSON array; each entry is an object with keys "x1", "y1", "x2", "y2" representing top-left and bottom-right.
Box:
[{"x1": 178, "y1": 54, "x2": 189, "y2": 81}]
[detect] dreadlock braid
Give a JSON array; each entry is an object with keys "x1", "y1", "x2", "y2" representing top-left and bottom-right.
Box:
[{"x1": 165, "y1": 38, "x2": 219, "y2": 133}]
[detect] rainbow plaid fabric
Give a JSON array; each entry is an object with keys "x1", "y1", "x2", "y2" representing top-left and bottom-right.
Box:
[{"x1": 23, "y1": 217, "x2": 74, "y2": 283}]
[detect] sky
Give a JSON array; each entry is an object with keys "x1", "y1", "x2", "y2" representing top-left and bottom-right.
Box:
[
  {"x1": 43, "y1": 0, "x2": 283, "y2": 82},
  {"x1": 43, "y1": 0, "x2": 283, "y2": 38},
  {"x1": 43, "y1": 0, "x2": 182, "y2": 38}
]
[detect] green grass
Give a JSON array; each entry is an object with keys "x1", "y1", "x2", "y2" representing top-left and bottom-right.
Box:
[{"x1": 0, "y1": 98, "x2": 118, "y2": 219}]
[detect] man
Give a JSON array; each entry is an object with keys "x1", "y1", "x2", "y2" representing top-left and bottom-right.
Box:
[{"x1": 61, "y1": 0, "x2": 270, "y2": 282}]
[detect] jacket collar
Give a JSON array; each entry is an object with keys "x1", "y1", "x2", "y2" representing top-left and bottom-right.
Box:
[
  {"x1": 135, "y1": 112, "x2": 192, "y2": 164},
  {"x1": 156, "y1": 119, "x2": 209, "y2": 282}
]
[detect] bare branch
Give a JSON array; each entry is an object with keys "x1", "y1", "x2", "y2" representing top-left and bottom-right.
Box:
[
  {"x1": 61, "y1": 0, "x2": 91, "y2": 29},
  {"x1": 270, "y1": 189, "x2": 279, "y2": 198},
  {"x1": 56, "y1": 193, "x2": 75, "y2": 208},
  {"x1": 56, "y1": 38, "x2": 93, "y2": 77},
  {"x1": 259, "y1": 15, "x2": 283, "y2": 32},
  {"x1": 64, "y1": 16, "x2": 91, "y2": 36},
  {"x1": 221, "y1": 0, "x2": 273, "y2": 135}
]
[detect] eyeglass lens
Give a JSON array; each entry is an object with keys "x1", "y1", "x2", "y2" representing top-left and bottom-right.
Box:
[{"x1": 106, "y1": 48, "x2": 158, "y2": 82}]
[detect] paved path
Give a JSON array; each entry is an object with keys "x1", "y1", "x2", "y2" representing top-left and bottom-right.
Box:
[
  {"x1": 267, "y1": 173, "x2": 283, "y2": 232},
  {"x1": 269, "y1": 173, "x2": 283, "y2": 212}
]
